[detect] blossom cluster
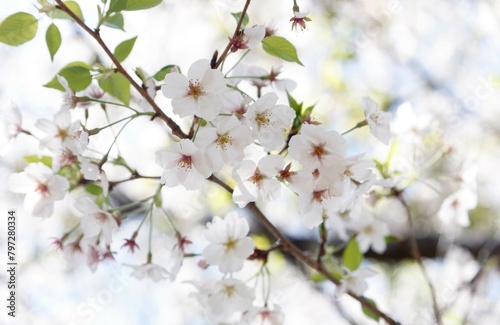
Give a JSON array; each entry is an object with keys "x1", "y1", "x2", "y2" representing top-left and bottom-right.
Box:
[{"x1": 2, "y1": 1, "x2": 484, "y2": 323}]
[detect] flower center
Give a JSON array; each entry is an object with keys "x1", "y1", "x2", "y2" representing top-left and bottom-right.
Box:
[
  {"x1": 224, "y1": 238, "x2": 237, "y2": 251},
  {"x1": 312, "y1": 189, "x2": 326, "y2": 203},
  {"x1": 311, "y1": 143, "x2": 328, "y2": 160},
  {"x1": 57, "y1": 128, "x2": 69, "y2": 139},
  {"x1": 255, "y1": 112, "x2": 271, "y2": 128},
  {"x1": 223, "y1": 285, "x2": 236, "y2": 298},
  {"x1": 187, "y1": 80, "x2": 204, "y2": 99},
  {"x1": 177, "y1": 155, "x2": 192, "y2": 170},
  {"x1": 216, "y1": 134, "x2": 232, "y2": 150},
  {"x1": 369, "y1": 112, "x2": 383, "y2": 126},
  {"x1": 248, "y1": 169, "x2": 264, "y2": 186},
  {"x1": 36, "y1": 183, "x2": 49, "y2": 195},
  {"x1": 95, "y1": 212, "x2": 109, "y2": 223},
  {"x1": 363, "y1": 225, "x2": 374, "y2": 235}
]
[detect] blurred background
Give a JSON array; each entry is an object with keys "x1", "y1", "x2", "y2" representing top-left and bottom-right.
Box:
[{"x1": 1, "y1": 0, "x2": 500, "y2": 324}]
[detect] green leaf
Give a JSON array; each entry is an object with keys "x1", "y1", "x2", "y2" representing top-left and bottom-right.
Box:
[
  {"x1": 153, "y1": 64, "x2": 180, "y2": 81},
  {"x1": 103, "y1": 12, "x2": 125, "y2": 30},
  {"x1": 85, "y1": 183, "x2": 103, "y2": 196},
  {"x1": 0, "y1": 12, "x2": 38, "y2": 46},
  {"x1": 24, "y1": 155, "x2": 53, "y2": 168},
  {"x1": 44, "y1": 61, "x2": 92, "y2": 92},
  {"x1": 124, "y1": 0, "x2": 162, "y2": 11},
  {"x1": 114, "y1": 36, "x2": 137, "y2": 62},
  {"x1": 108, "y1": 0, "x2": 127, "y2": 13},
  {"x1": 286, "y1": 91, "x2": 301, "y2": 113},
  {"x1": 310, "y1": 270, "x2": 343, "y2": 283},
  {"x1": 46, "y1": 23, "x2": 62, "y2": 61},
  {"x1": 231, "y1": 12, "x2": 249, "y2": 28},
  {"x1": 342, "y1": 238, "x2": 363, "y2": 271},
  {"x1": 361, "y1": 298, "x2": 381, "y2": 322},
  {"x1": 98, "y1": 72, "x2": 131, "y2": 105},
  {"x1": 52, "y1": 1, "x2": 85, "y2": 22},
  {"x1": 262, "y1": 36, "x2": 303, "y2": 66}
]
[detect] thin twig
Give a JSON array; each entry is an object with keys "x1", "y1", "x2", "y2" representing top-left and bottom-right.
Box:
[
  {"x1": 396, "y1": 189, "x2": 442, "y2": 325},
  {"x1": 213, "y1": 0, "x2": 252, "y2": 69},
  {"x1": 54, "y1": 0, "x2": 187, "y2": 140}
]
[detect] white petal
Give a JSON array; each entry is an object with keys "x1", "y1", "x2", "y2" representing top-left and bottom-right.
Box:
[{"x1": 162, "y1": 73, "x2": 188, "y2": 98}]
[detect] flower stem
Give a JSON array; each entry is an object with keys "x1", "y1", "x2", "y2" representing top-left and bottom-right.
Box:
[{"x1": 341, "y1": 119, "x2": 368, "y2": 135}]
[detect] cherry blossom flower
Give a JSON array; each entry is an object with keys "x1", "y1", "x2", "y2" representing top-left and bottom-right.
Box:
[
  {"x1": 74, "y1": 196, "x2": 119, "y2": 245},
  {"x1": 124, "y1": 263, "x2": 170, "y2": 282},
  {"x1": 230, "y1": 25, "x2": 266, "y2": 52},
  {"x1": 352, "y1": 214, "x2": 390, "y2": 253},
  {"x1": 35, "y1": 108, "x2": 88, "y2": 154},
  {"x1": 86, "y1": 245, "x2": 103, "y2": 273},
  {"x1": 337, "y1": 268, "x2": 377, "y2": 296},
  {"x1": 3, "y1": 105, "x2": 22, "y2": 140},
  {"x1": 161, "y1": 59, "x2": 227, "y2": 121},
  {"x1": 220, "y1": 90, "x2": 252, "y2": 119},
  {"x1": 202, "y1": 212, "x2": 254, "y2": 273},
  {"x1": 244, "y1": 93, "x2": 295, "y2": 151},
  {"x1": 295, "y1": 175, "x2": 343, "y2": 229},
  {"x1": 190, "y1": 279, "x2": 255, "y2": 321},
  {"x1": 437, "y1": 188, "x2": 477, "y2": 227},
  {"x1": 243, "y1": 305, "x2": 284, "y2": 325},
  {"x1": 161, "y1": 234, "x2": 189, "y2": 281},
  {"x1": 155, "y1": 139, "x2": 212, "y2": 190},
  {"x1": 290, "y1": 11, "x2": 311, "y2": 32},
  {"x1": 288, "y1": 124, "x2": 347, "y2": 183},
  {"x1": 266, "y1": 66, "x2": 297, "y2": 92},
  {"x1": 57, "y1": 75, "x2": 93, "y2": 110},
  {"x1": 8, "y1": 163, "x2": 69, "y2": 218},
  {"x1": 362, "y1": 96, "x2": 391, "y2": 145},
  {"x1": 195, "y1": 115, "x2": 254, "y2": 172},
  {"x1": 233, "y1": 155, "x2": 285, "y2": 208}
]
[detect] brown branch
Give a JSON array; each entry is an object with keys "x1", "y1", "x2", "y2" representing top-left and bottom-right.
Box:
[
  {"x1": 54, "y1": 0, "x2": 187, "y2": 140},
  {"x1": 395, "y1": 189, "x2": 442, "y2": 325},
  {"x1": 206, "y1": 174, "x2": 400, "y2": 325},
  {"x1": 213, "y1": 0, "x2": 252, "y2": 69},
  {"x1": 55, "y1": 1, "x2": 400, "y2": 323}
]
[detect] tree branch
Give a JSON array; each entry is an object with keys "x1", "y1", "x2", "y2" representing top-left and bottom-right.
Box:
[
  {"x1": 54, "y1": 0, "x2": 187, "y2": 140},
  {"x1": 55, "y1": 1, "x2": 400, "y2": 323},
  {"x1": 213, "y1": 0, "x2": 252, "y2": 69},
  {"x1": 395, "y1": 189, "x2": 442, "y2": 325},
  {"x1": 206, "y1": 174, "x2": 401, "y2": 325}
]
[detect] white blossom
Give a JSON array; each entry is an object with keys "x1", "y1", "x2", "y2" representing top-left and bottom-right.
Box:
[
  {"x1": 288, "y1": 124, "x2": 347, "y2": 183},
  {"x1": 352, "y1": 214, "x2": 390, "y2": 253},
  {"x1": 74, "y1": 196, "x2": 119, "y2": 244},
  {"x1": 8, "y1": 163, "x2": 69, "y2": 218},
  {"x1": 3, "y1": 105, "x2": 22, "y2": 140},
  {"x1": 437, "y1": 188, "x2": 477, "y2": 227},
  {"x1": 57, "y1": 75, "x2": 93, "y2": 110},
  {"x1": 203, "y1": 212, "x2": 254, "y2": 273},
  {"x1": 190, "y1": 279, "x2": 255, "y2": 321},
  {"x1": 295, "y1": 175, "x2": 343, "y2": 229},
  {"x1": 244, "y1": 93, "x2": 295, "y2": 151},
  {"x1": 161, "y1": 59, "x2": 227, "y2": 121},
  {"x1": 233, "y1": 155, "x2": 284, "y2": 208},
  {"x1": 35, "y1": 108, "x2": 87, "y2": 154},
  {"x1": 243, "y1": 305, "x2": 284, "y2": 325},
  {"x1": 195, "y1": 115, "x2": 254, "y2": 172},
  {"x1": 337, "y1": 268, "x2": 377, "y2": 296},
  {"x1": 124, "y1": 263, "x2": 170, "y2": 282},
  {"x1": 155, "y1": 139, "x2": 212, "y2": 190},
  {"x1": 362, "y1": 96, "x2": 391, "y2": 145}
]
